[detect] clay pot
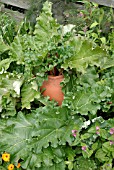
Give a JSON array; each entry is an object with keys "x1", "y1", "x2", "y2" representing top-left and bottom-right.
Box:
[{"x1": 40, "y1": 75, "x2": 64, "y2": 105}]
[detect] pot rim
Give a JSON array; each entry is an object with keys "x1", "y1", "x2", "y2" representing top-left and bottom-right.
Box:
[{"x1": 48, "y1": 75, "x2": 64, "y2": 79}]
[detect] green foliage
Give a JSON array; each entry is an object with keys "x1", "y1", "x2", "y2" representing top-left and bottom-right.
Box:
[
  {"x1": 62, "y1": 36, "x2": 107, "y2": 73},
  {"x1": 0, "y1": 107, "x2": 83, "y2": 169},
  {"x1": 0, "y1": 72, "x2": 23, "y2": 117},
  {"x1": 74, "y1": 157, "x2": 97, "y2": 170},
  {"x1": 0, "y1": 14, "x2": 16, "y2": 44},
  {"x1": 1, "y1": 106, "x2": 113, "y2": 169},
  {"x1": 0, "y1": 1, "x2": 114, "y2": 170},
  {"x1": 75, "y1": 1, "x2": 114, "y2": 44},
  {"x1": 34, "y1": 1, "x2": 60, "y2": 43}
]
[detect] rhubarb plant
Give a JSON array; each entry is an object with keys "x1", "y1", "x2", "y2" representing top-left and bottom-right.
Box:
[{"x1": 0, "y1": 1, "x2": 114, "y2": 170}]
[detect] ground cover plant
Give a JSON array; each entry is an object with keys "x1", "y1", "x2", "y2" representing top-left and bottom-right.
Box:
[{"x1": 0, "y1": 1, "x2": 114, "y2": 170}]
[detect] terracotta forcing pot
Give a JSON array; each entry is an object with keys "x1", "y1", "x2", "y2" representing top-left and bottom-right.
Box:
[{"x1": 40, "y1": 75, "x2": 64, "y2": 105}]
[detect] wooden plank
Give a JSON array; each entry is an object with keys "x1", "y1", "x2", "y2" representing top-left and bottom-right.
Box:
[
  {"x1": 0, "y1": 0, "x2": 30, "y2": 9},
  {"x1": 0, "y1": 0, "x2": 114, "y2": 10},
  {"x1": 0, "y1": 4, "x2": 25, "y2": 22},
  {"x1": 90, "y1": 0, "x2": 114, "y2": 8}
]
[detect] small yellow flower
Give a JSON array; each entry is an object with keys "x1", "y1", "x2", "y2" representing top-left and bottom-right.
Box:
[
  {"x1": 8, "y1": 164, "x2": 14, "y2": 170},
  {"x1": 17, "y1": 162, "x2": 21, "y2": 168},
  {"x1": 2, "y1": 152, "x2": 10, "y2": 162}
]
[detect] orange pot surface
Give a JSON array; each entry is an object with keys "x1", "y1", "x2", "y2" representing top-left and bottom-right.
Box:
[{"x1": 40, "y1": 75, "x2": 64, "y2": 105}]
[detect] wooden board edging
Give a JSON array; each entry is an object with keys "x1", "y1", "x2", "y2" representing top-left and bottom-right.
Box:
[
  {"x1": 90, "y1": 0, "x2": 114, "y2": 8},
  {"x1": 0, "y1": 0, "x2": 30, "y2": 9}
]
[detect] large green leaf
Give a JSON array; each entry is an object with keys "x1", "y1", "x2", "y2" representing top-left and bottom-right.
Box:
[
  {"x1": 1, "y1": 96, "x2": 16, "y2": 117},
  {"x1": 21, "y1": 80, "x2": 40, "y2": 109},
  {"x1": 62, "y1": 68, "x2": 113, "y2": 115},
  {"x1": 0, "y1": 73, "x2": 23, "y2": 116},
  {"x1": 9, "y1": 35, "x2": 25, "y2": 64},
  {"x1": 62, "y1": 36, "x2": 107, "y2": 73},
  {"x1": 34, "y1": 1, "x2": 60, "y2": 46},
  {"x1": 74, "y1": 157, "x2": 97, "y2": 170},
  {"x1": 0, "y1": 112, "x2": 36, "y2": 166},
  {"x1": 38, "y1": 161, "x2": 66, "y2": 170},
  {"x1": 0, "y1": 58, "x2": 12, "y2": 72},
  {"x1": 0, "y1": 36, "x2": 9, "y2": 53},
  {"x1": 100, "y1": 54, "x2": 114, "y2": 70},
  {"x1": 0, "y1": 107, "x2": 83, "y2": 169},
  {"x1": 0, "y1": 73, "x2": 23, "y2": 96},
  {"x1": 31, "y1": 106, "x2": 82, "y2": 151},
  {"x1": 63, "y1": 90, "x2": 100, "y2": 115},
  {"x1": 77, "y1": 67, "x2": 99, "y2": 87},
  {"x1": 20, "y1": 147, "x2": 65, "y2": 169}
]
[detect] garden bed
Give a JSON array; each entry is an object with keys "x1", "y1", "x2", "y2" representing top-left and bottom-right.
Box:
[
  {"x1": 0, "y1": 0, "x2": 114, "y2": 23},
  {"x1": 0, "y1": 0, "x2": 114, "y2": 170}
]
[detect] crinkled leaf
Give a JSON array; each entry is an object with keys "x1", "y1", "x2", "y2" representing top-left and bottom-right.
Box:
[
  {"x1": 31, "y1": 106, "x2": 82, "y2": 151},
  {"x1": 101, "y1": 54, "x2": 114, "y2": 70},
  {"x1": 77, "y1": 67, "x2": 99, "y2": 87},
  {"x1": 21, "y1": 81, "x2": 40, "y2": 109},
  {"x1": 63, "y1": 90, "x2": 100, "y2": 115},
  {"x1": 0, "y1": 107, "x2": 83, "y2": 168},
  {"x1": 63, "y1": 74, "x2": 113, "y2": 115},
  {"x1": 0, "y1": 73, "x2": 23, "y2": 95},
  {"x1": 20, "y1": 147, "x2": 65, "y2": 169},
  {"x1": 0, "y1": 58, "x2": 12, "y2": 72},
  {"x1": 38, "y1": 161, "x2": 65, "y2": 170},
  {"x1": 34, "y1": 1, "x2": 60, "y2": 46},
  {"x1": 9, "y1": 35, "x2": 25, "y2": 64},
  {"x1": 61, "y1": 24, "x2": 75, "y2": 35},
  {"x1": 74, "y1": 157, "x2": 97, "y2": 170},
  {"x1": 0, "y1": 73, "x2": 23, "y2": 115},
  {"x1": 0, "y1": 36, "x2": 9, "y2": 53},
  {"x1": 0, "y1": 112, "x2": 36, "y2": 166},
  {"x1": 1, "y1": 96, "x2": 16, "y2": 117},
  {"x1": 62, "y1": 37, "x2": 107, "y2": 73}
]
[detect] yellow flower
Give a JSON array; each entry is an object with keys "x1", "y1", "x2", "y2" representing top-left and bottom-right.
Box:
[
  {"x1": 2, "y1": 152, "x2": 10, "y2": 162},
  {"x1": 8, "y1": 164, "x2": 14, "y2": 170},
  {"x1": 17, "y1": 162, "x2": 21, "y2": 168}
]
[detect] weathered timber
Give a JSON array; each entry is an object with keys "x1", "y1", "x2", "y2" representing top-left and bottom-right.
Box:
[
  {"x1": 0, "y1": 0, "x2": 114, "y2": 23},
  {"x1": 0, "y1": 4, "x2": 25, "y2": 22},
  {"x1": 90, "y1": 0, "x2": 114, "y2": 8},
  {"x1": 0, "y1": 0, "x2": 114, "y2": 10},
  {"x1": 0, "y1": 0, "x2": 30, "y2": 9}
]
